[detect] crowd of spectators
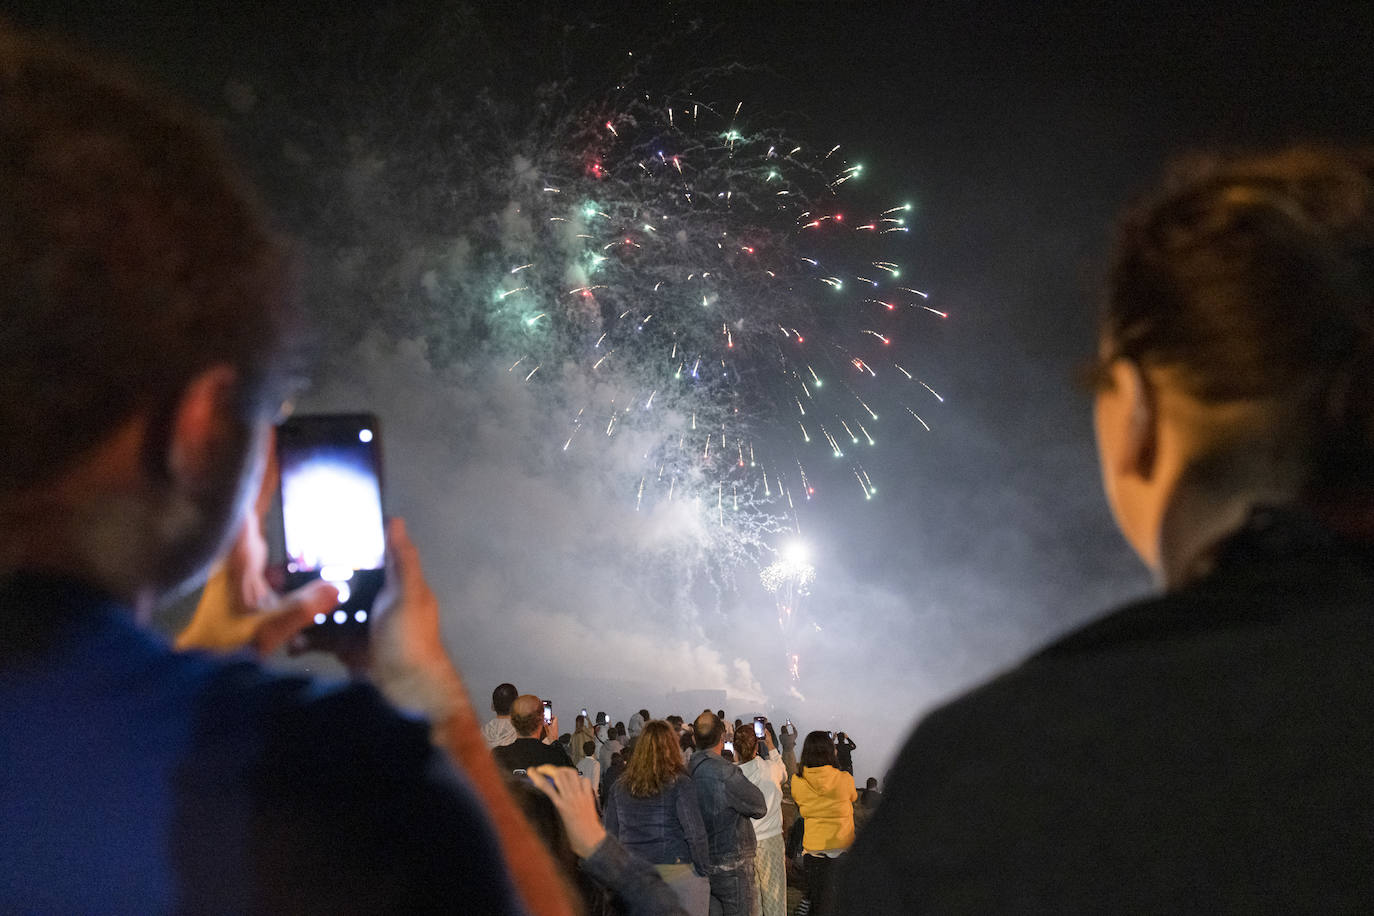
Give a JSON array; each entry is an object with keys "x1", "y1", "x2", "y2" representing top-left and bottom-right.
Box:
[{"x1": 481, "y1": 685, "x2": 869, "y2": 916}]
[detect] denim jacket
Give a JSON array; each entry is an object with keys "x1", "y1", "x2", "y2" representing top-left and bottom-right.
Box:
[
  {"x1": 686, "y1": 750, "x2": 767, "y2": 873},
  {"x1": 604, "y1": 773, "x2": 710, "y2": 874}
]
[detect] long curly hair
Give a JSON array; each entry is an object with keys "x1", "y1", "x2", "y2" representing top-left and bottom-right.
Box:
[{"x1": 620, "y1": 720, "x2": 685, "y2": 798}]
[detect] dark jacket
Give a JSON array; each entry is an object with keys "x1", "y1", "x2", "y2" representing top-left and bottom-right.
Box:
[
  {"x1": 834, "y1": 734, "x2": 856, "y2": 774},
  {"x1": 686, "y1": 749, "x2": 766, "y2": 872},
  {"x1": 601, "y1": 759, "x2": 626, "y2": 802},
  {"x1": 835, "y1": 507, "x2": 1374, "y2": 914},
  {"x1": 493, "y1": 736, "x2": 574, "y2": 773},
  {"x1": 603, "y1": 773, "x2": 710, "y2": 873}
]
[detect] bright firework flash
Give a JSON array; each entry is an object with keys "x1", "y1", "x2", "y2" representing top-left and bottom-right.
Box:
[{"x1": 759, "y1": 540, "x2": 817, "y2": 697}]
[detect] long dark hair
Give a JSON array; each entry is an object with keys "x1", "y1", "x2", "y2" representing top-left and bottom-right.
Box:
[
  {"x1": 1094, "y1": 146, "x2": 1374, "y2": 494},
  {"x1": 799, "y1": 730, "x2": 837, "y2": 770}
]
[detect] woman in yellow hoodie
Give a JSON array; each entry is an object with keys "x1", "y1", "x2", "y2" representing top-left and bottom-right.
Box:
[{"x1": 790, "y1": 731, "x2": 858, "y2": 916}]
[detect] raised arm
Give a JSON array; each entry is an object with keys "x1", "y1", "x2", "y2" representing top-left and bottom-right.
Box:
[
  {"x1": 725, "y1": 766, "x2": 767, "y2": 819},
  {"x1": 531, "y1": 766, "x2": 688, "y2": 916},
  {"x1": 369, "y1": 521, "x2": 577, "y2": 916}
]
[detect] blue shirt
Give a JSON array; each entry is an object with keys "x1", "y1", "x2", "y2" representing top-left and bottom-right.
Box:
[{"x1": 0, "y1": 573, "x2": 527, "y2": 914}]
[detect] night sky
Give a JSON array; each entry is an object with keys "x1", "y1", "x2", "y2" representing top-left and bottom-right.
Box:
[{"x1": 13, "y1": 0, "x2": 1372, "y2": 776}]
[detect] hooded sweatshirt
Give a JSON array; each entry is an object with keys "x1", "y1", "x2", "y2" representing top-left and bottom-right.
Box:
[{"x1": 791, "y1": 764, "x2": 857, "y2": 852}]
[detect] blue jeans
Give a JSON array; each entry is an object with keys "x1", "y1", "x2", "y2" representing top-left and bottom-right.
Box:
[{"x1": 708, "y1": 865, "x2": 758, "y2": 916}]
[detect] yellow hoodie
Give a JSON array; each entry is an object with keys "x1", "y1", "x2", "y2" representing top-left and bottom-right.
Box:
[{"x1": 791, "y1": 765, "x2": 857, "y2": 852}]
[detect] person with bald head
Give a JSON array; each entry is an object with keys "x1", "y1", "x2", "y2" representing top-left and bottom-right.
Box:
[
  {"x1": 493, "y1": 695, "x2": 574, "y2": 773},
  {"x1": 686, "y1": 711, "x2": 766, "y2": 916}
]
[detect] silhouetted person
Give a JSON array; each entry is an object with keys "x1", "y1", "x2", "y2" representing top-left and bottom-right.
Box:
[
  {"x1": 836, "y1": 146, "x2": 1374, "y2": 913},
  {"x1": 834, "y1": 732, "x2": 856, "y2": 775},
  {"x1": 494, "y1": 695, "x2": 574, "y2": 773},
  {"x1": 0, "y1": 30, "x2": 566, "y2": 914}
]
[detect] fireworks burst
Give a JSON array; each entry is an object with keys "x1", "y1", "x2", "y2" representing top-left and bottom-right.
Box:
[{"x1": 473, "y1": 83, "x2": 946, "y2": 551}]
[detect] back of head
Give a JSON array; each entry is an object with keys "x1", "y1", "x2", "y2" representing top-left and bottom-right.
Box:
[
  {"x1": 799, "y1": 731, "x2": 837, "y2": 770},
  {"x1": 510, "y1": 695, "x2": 544, "y2": 737},
  {"x1": 693, "y1": 711, "x2": 725, "y2": 750},
  {"x1": 733, "y1": 726, "x2": 758, "y2": 763},
  {"x1": 491, "y1": 683, "x2": 518, "y2": 716},
  {"x1": 621, "y1": 720, "x2": 684, "y2": 797},
  {"x1": 0, "y1": 30, "x2": 297, "y2": 497},
  {"x1": 1101, "y1": 146, "x2": 1374, "y2": 496}
]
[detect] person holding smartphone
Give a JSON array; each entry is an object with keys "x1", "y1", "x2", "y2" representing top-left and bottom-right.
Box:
[
  {"x1": 834, "y1": 731, "x2": 857, "y2": 775},
  {"x1": 735, "y1": 724, "x2": 788, "y2": 916},
  {"x1": 0, "y1": 32, "x2": 569, "y2": 915},
  {"x1": 493, "y1": 695, "x2": 575, "y2": 773}
]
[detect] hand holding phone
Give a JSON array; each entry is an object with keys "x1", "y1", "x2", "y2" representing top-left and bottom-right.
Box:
[
  {"x1": 544, "y1": 700, "x2": 554, "y2": 725},
  {"x1": 175, "y1": 492, "x2": 340, "y2": 656},
  {"x1": 177, "y1": 424, "x2": 348, "y2": 655}
]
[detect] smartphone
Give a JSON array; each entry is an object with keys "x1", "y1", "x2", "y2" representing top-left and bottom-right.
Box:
[
  {"x1": 723, "y1": 740, "x2": 734, "y2": 755},
  {"x1": 543, "y1": 700, "x2": 553, "y2": 725},
  {"x1": 277, "y1": 413, "x2": 386, "y2": 645},
  {"x1": 754, "y1": 717, "x2": 766, "y2": 739},
  {"x1": 581, "y1": 708, "x2": 588, "y2": 719},
  {"x1": 828, "y1": 730, "x2": 834, "y2": 740}
]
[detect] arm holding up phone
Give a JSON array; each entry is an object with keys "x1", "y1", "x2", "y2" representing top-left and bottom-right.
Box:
[
  {"x1": 353, "y1": 519, "x2": 580, "y2": 916},
  {"x1": 180, "y1": 507, "x2": 576, "y2": 916}
]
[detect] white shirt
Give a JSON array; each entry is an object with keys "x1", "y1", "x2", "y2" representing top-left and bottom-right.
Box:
[
  {"x1": 482, "y1": 716, "x2": 517, "y2": 749},
  {"x1": 739, "y1": 752, "x2": 787, "y2": 840},
  {"x1": 576, "y1": 756, "x2": 601, "y2": 796},
  {"x1": 598, "y1": 736, "x2": 623, "y2": 774}
]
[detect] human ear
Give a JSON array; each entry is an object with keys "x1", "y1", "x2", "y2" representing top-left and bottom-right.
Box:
[
  {"x1": 165, "y1": 365, "x2": 242, "y2": 491},
  {"x1": 1107, "y1": 358, "x2": 1157, "y2": 482}
]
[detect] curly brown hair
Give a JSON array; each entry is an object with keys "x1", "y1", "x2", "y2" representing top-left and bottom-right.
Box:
[
  {"x1": 0, "y1": 29, "x2": 300, "y2": 492},
  {"x1": 620, "y1": 720, "x2": 685, "y2": 798}
]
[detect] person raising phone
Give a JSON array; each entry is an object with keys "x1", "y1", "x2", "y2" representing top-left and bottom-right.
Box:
[{"x1": 0, "y1": 30, "x2": 569, "y2": 914}]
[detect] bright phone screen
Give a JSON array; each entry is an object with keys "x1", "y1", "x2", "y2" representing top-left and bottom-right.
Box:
[{"x1": 279, "y1": 416, "x2": 385, "y2": 574}]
